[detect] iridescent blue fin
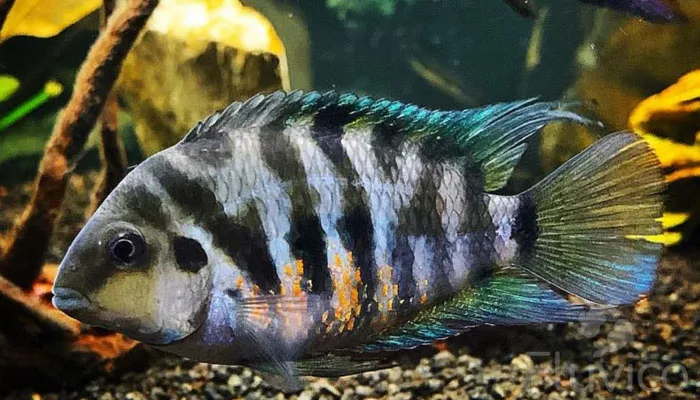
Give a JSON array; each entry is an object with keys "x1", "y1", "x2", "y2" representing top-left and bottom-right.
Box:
[
  {"x1": 358, "y1": 269, "x2": 607, "y2": 352},
  {"x1": 519, "y1": 131, "x2": 665, "y2": 305},
  {"x1": 181, "y1": 90, "x2": 592, "y2": 191}
]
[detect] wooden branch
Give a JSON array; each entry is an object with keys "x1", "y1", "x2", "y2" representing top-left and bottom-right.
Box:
[
  {"x1": 0, "y1": 274, "x2": 78, "y2": 338},
  {"x1": 0, "y1": 0, "x2": 15, "y2": 33},
  {"x1": 91, "y1": 0, "x2": 127, "y2": 212},
  {"x1": 90, "y1": 92, "x2": 126, "y2": 211},
  {"x1": 0, "y1": 0, "x2": 159, "y2": 289},
  {"x1": 0, "y1": 273, "x2": 153, "y2": 393}
]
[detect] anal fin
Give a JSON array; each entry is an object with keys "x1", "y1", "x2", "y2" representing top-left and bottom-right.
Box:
[
  {"x1": 359, "y1": 269, "x2": 608, "y2": 352},
  {"x1": 294, "y1": 354, "x2": 397, "y2": 377}
]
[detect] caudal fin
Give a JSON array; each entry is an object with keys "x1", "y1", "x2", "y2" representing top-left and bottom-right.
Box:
[{"x1": 520, "y1": 131, "x2": 665, "y2": 305}]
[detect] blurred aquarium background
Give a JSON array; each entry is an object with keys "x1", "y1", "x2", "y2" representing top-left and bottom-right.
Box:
[
  {"x1": 0, "y1": 0, "x2": 698, "y2": 399},
  {"x1": 3, "y1": 0, "x2": 700, "y2": 237}
]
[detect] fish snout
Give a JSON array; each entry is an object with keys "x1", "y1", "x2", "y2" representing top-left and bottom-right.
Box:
[{"x1": 51, "y1": 286, "x2": 93, "y2": 313}]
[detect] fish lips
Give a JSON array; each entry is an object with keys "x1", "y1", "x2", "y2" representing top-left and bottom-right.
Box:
[
  {"x1": 52, "y1": 287, "x2": 95, "y2": 314},
  {"x1": 52, "y1": 287, "x2": 113, "y2": 329}
]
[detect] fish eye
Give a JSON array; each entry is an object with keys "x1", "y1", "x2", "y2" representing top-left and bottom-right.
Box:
[{"x1": 108, "y1": 231, "x2": 146, "y2": 266}]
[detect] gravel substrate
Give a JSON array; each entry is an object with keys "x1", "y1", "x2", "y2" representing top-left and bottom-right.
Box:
[{"x1": 1, "y1": 176, "x2": 698, "y2": 400}]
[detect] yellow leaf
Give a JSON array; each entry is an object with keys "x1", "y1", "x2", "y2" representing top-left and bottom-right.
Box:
[
  {"x1": 639, "y1": 133, "x2": 700, "y2": 170},
  {"x1": 626, "y1": 232, "x2": 683, "y2": 247},
  {"x1": 657, "y1": 212, "x2": 690, "y2": 230},
  {"x1": 0, "y1": 0, "x2": 102, "y2": 41},
  {"x1": 630, "y1": 70, "x2": 700, "y2": 182}
]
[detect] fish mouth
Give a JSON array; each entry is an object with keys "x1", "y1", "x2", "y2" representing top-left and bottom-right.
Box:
[{"x1": 52, "y1": 287, "x2": 94, "y2": 313}]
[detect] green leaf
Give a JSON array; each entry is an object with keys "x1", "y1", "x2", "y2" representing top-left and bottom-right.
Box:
[{"x1": 0, "y1": 75, "x2": 20, "y2": 102}]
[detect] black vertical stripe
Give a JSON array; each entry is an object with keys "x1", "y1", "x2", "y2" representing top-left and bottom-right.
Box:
[
  {"x1": 371, "y1": 121, "x2": 406, "y2": 178},
  {"x1": 337, "y1": 204, "x2": 375, "y2": 319},
  {"x1": 463, "y1": 192, "x2": 498, "y2": 272},
  {"x1": 120, "y1": 183, "x2": 171, "y2": 231},
  {"x1": 513, "y1": 193, "x2": 538, "y2": 260},
  {"x1": 311, "y1": 105, "x2": 377, "y2": 321},
  {"x1": 156, "y1": 156, "x2": 280, "y2": 293},
  {"x1": 258, "y1": 126, "x2": 331, "y2": 294},
  {"x1": 288, "y1": 215, "x2": 330, "y2": 293},
  {"x1": 397, "y1": 163, "x2": 452, "y2": 300},
  {"x1": 390, "y1": 234, "x2": 414, "y2": 314},
  {"x1": 225, "y1": 203, "x2": 281, "y2": 293}
]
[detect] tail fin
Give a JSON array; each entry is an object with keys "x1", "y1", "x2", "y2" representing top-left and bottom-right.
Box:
[{"x1": 520, "y1": 131, "x2": 665, "y2": 305}]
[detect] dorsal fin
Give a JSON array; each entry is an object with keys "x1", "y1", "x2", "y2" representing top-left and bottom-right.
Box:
[{"x1": 181, "y1": 90, "x2": 594, "y2": 191}]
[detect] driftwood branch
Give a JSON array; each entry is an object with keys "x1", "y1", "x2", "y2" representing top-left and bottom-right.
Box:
[
  {"x1": 0, "y1": 274, "x2": 77, "y2": 337},
  {"x1": 91, "y1": 0, "x2": 127, "y2": 212},
  {"x1": 90, "y1": 92, "x2": 126, "y2": 211},
  {"x1": 0, "y1": 272, "x2": 154, "y2": 393},
  {"x1": 0, "y1": 0, "x2": 159, "y2": 288},
  {"x1": 0, "y1": 0, "x2": 15, "y2": 32}
]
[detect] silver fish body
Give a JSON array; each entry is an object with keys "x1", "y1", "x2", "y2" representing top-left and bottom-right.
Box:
[{"x1": 52, "y1": 91, "x2": 665, "y2": 388}]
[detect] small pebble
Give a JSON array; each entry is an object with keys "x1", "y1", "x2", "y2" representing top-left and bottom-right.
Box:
[
  {"x1": 432, "y1": 351, "x2": 457, "y2": 369},
  {"x1": 457, "y1": 354, "x2": 483, "y2": 371},
  {"x1": 227, "y1": 375, "x2": 243, "y2": 390},
  {"x1": 355, "y1": 385, "x2": 374, "y2": 397},
  {"x1": 510, "y1": 354, "x2": 534, "y2": 371}
]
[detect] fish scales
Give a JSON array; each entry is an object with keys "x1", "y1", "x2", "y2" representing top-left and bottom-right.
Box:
[
  {"x1": 52, "y1": 91, "x2": 666, "y2": 389},
  {"x1": 135, "y1": 107, "x2": 508, "y2": 342}
]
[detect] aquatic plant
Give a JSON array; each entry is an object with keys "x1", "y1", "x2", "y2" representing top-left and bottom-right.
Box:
[
  {"x1": 0, "y1": 79, "x2": 63, "y2": 132},
  {"x1": 0, "y1": 0, "x2": 101, "y2": 42}
]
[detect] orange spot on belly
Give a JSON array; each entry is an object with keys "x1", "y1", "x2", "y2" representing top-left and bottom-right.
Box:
[
  {"x1": 381, "y1": 283, "x2": 389, "y2": 297},
  {"x1": 296, "y1": 259, "x2": 304, "y2": 276},
  {"x1": 333, "y1": 253, "x2": 343, "y2": 267},
  {"x1": 283, "y1": 264, "x2": 294, "y2": 277},
  {"x1": 350, "y1": 287, "x2": 359, "y2": 304}
]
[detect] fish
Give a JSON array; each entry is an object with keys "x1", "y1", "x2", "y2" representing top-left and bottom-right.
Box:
[
  {"x1": 504, "y1": 0, "x2": 686, "y2": 23},
  {"x1": 51, "y1": 90, "x2": 666, "y2": 391}
]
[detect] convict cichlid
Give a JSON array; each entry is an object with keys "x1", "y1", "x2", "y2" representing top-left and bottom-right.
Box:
[{"x1": 52, "y1": 91, "x2": 665, "y2": 390}]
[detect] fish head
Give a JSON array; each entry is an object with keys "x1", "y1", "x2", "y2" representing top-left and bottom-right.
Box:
[{"x1": 52, "y1": 167, "x2": 212, "y2": 345}]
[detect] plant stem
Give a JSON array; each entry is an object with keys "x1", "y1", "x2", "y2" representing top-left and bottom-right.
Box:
[{"x1": 0, "y1": 81, "x2": 63, "y2": 132}]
